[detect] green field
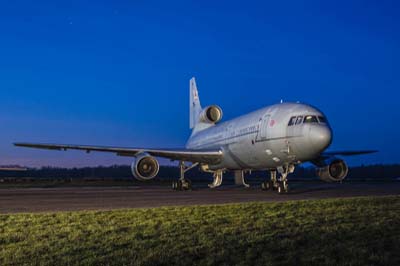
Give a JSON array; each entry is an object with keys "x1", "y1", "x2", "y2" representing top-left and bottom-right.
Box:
[{"x1": 1, "y1": 196, "x2": 399, "y2": 266}]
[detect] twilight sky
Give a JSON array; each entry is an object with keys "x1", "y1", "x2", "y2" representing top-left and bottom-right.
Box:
[{"x1": 0, "y1": 0, "x2": 399, "y2": 167}]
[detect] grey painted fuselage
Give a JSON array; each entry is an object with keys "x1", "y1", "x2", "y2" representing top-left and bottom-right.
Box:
[{"x1": 186, "y1": 103, "x2": 332, "y2": 171}]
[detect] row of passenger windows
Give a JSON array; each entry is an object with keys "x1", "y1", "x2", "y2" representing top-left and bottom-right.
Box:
[{"x1": 288, "y1": 115, "x2": 327, "y2": 126}]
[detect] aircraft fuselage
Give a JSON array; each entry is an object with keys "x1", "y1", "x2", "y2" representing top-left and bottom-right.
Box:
[{"x1": 186, "y1": 103, "x2": 332, "y2": 170}]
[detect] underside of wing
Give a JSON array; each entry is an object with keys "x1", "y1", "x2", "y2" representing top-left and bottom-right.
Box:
[
  {"x1": 312, "y1": 150, "x2": 377, "y2": 168},
  {"x1": 322, "y1": 150, "x2": 378, "y2": 156},
  {"x1": 14, "y1": 143, "x2": 223, "y2": 165},
  {"x1": 0, "y1": 167, "x2": 27, "y2": 171}
]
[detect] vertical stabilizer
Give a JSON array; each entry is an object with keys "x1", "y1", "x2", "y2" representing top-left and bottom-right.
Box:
[{"x1": 190, "y1": 77, "x2": 202, "y2": 129}]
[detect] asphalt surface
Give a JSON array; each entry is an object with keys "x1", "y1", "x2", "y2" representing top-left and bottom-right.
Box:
[{"x1": 0, "y1": 182, "x2": 399, "y2": 213}]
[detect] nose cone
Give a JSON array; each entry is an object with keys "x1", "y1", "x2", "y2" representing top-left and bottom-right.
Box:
[{"x1": 309, "y1": 125, "x2": 332, "y2": 152}]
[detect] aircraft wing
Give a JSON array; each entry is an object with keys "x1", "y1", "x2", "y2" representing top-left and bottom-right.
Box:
[
  {"x1": 312, "y1": 150, "x2": 377, "y2": 167},
  {"x1": 14, "y1": 143, "x2": 223, "y2": 164},
  {"x1": 322, "y1": 150, "x2": 378, "y2": 156},
  {"x1": 0, "y1": 167, "x2": 27, "y2": 171}
]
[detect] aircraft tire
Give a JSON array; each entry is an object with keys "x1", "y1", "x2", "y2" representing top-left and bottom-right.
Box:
[
  {"x1": 182, "y1": 179, "x2": 192, "y2": 190},
  {"x1": 277, "y1": 183, "x2": 284, "y2": 194},
  {"x1": 186, "y1": 179, "x2": 192, "y2": 190},
  {"x1": 262, "y1": 181, "x2": 272, "y2": 191},
  {"x1": 261, "y1": 182, "x2": 267, "y2": 190},
  {"x1": 177, "y1": 181, "x2": 183, "y2": 191},
  {"x1": 284, "y1": 183, "x2": 289, "y2": 193}
]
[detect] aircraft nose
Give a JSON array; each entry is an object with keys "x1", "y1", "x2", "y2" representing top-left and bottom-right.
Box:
[{"x1": 309, "y1": 125, "x2": 332, "y2": 152}]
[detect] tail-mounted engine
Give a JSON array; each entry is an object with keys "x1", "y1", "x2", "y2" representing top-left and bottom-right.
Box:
[
  {"x1": 131, "y1": 153, "x2": 160, "y2": 181},
  {"x1": 199, "y1": 105, "x2": 223, "y2": 124},
  {"x1": 316, "y1": 158, "x2": 349, "y2": 182}
]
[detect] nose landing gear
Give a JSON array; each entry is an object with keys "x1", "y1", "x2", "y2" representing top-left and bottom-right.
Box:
[
  {"x1": 262, "y1": 164, "x2": 294, "y2": 194},
  {"x1": 277, "y1": 180, "x2": 289, "y2": 194}
]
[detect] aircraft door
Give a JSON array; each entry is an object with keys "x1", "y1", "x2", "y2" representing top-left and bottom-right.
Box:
[
  {"x1": 286, "y1": 116, "x2": 297, "y2": 137},
  {"x1": 256, "y1": 115, "x2": 271, "y2": 141}
]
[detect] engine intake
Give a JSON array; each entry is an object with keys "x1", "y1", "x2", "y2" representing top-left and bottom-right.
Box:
[
  {"x1": 132, "y1": 154, "x2": 159, "y2": 181},
  {"x1": 316, "y1": 159, "x2": 348, "y2": 182},
  {"x1": 200, "y1": 105, "x2": 223, "y2": 124}
]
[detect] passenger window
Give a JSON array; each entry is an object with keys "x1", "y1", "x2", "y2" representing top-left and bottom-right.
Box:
[
  {"x1": 288, "y1": 117, "x2": 297, "y2": 126},
  {"x1": 304, "y1": 115, "x2": 318, "y2": 123},
  {"x1": 318, "y1": 116, "x2": 327, "y2": 123},
  {"x1": 295, "y1": 116, "x2": 303, "y2": 125}
]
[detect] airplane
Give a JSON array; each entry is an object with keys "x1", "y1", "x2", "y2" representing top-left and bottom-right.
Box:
[{"x1": 14, "y1": 78, "x2": 376, "y2": 193}]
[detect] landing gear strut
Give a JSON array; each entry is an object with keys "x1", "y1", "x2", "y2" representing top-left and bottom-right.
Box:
[
  {"x1": 209, "y1": 170, "x2": 223, "y2": 188},
  {"x1": 234, "y1": 170, "x2": 250, "y2": 188},
  {"x1": 172, "y1": 161, "x2": 197, "y2": 191},
  {"x1": 277, "y1": 165, "x2": 290, "y2": 194}
]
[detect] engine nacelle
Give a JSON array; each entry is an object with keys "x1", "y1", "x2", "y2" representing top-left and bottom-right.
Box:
[
  {"x1": 199, "y1": 105, "x2": 223, "y2": 124},
  {"x1": 316, "y1": 158, "x2": 349, "y2": 182},
  {"x1": 131, "y1": 153, "x2": 159, "y2": 181}
]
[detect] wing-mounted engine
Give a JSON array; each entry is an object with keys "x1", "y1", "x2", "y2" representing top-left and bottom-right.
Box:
[
  {"x1": 131, "y1": 153, "x2": 160, "y2": 181},
  {"x1": 199, "y1": 105, "x2": 223, "y2": 124},
  {"x1": 316, "y1": 158, "x2": 349, "y2": 182}
]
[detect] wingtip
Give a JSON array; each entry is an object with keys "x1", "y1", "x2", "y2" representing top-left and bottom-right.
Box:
[
  {"x1": 14, "y1": 142, "x2": 39, "y2": 148},
  {"x1": 14, "y1": 142, "x2": 27, "y2": 147}
]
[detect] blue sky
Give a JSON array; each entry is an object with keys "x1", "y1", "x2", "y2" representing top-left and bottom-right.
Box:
[{"x1": 0, "y1": 0, "x2": 399, "y2": 167}]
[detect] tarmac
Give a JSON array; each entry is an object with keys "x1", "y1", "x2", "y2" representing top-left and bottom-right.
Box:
[{"x1": 0, "y1": 182, "x2": 399, "y2": 213}]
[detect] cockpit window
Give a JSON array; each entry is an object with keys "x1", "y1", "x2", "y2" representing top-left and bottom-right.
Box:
[
  {"x1": 304, "y1": 115, "x2": 318, "y2": 123},
  {"x1": 318, "y1": 116, "x2": 327, "y2": 123},
  {"x1": 289, "y1": 115, "x2": 326, "y2": 126},
  {"x1": 295, "y1": 116, "x2": 303, "y2": 125},
  {"x1": 288, "y1": 116, "x2": 297, "y2": 126}
]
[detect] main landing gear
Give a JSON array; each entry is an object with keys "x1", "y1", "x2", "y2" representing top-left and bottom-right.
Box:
[
  {"x1": 172, "y1": 161, "x2": 198, "y2": 191},
  {"x1": 261, "y1": 164, "x2": 294, "y2": 194},
  {"x1": 234, "y1": 170, "x2": 250, "y2": 188}
]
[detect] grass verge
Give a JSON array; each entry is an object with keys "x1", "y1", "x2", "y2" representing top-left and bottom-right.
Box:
[{"x1": 1, "y1": 196, "x2": 399, "y2": 266}]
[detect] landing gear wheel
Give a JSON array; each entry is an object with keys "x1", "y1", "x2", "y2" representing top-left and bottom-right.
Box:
[
  {"x1": 261, "y1": 182, "x2": 267, "y2": 190},
  {"x1": 277, "y1": 182, "x2": 289, "y2": 194},
  {"x1": 261, "y1": 181, "x2": 273, "y2": 191},
  {"x1": 172, "y1": 179, "x2": 192, "y2": 191},
  {"x1": 172, "y1": 180, "x2": 182, "y2": 190},
  {"x1": 277, "y1": 183, "x2": 284, "y2": 194},
  {"x1": 182, "y1": 179, "x2": 192, "y2": 190},
  {"x1": 277, "y1": 183, "x2": 283, "y2": 194},
  {"x1": 283, "y1": 182, "x2": 289, "y2": 193}
]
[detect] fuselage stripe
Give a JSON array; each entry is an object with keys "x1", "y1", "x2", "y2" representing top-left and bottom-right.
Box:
[{"x1": 193, "y1": 130, "x2": 258, "y2": 149}]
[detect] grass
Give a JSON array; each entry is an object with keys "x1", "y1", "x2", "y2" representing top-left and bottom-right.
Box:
[{"x1": 0, "y1": 196, "x2": 399, "y2": 266}]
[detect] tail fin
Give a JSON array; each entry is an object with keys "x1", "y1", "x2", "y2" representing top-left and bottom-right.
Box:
[{"x1": 190, "y1": 77, "x2": 202, "y2": 129}]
